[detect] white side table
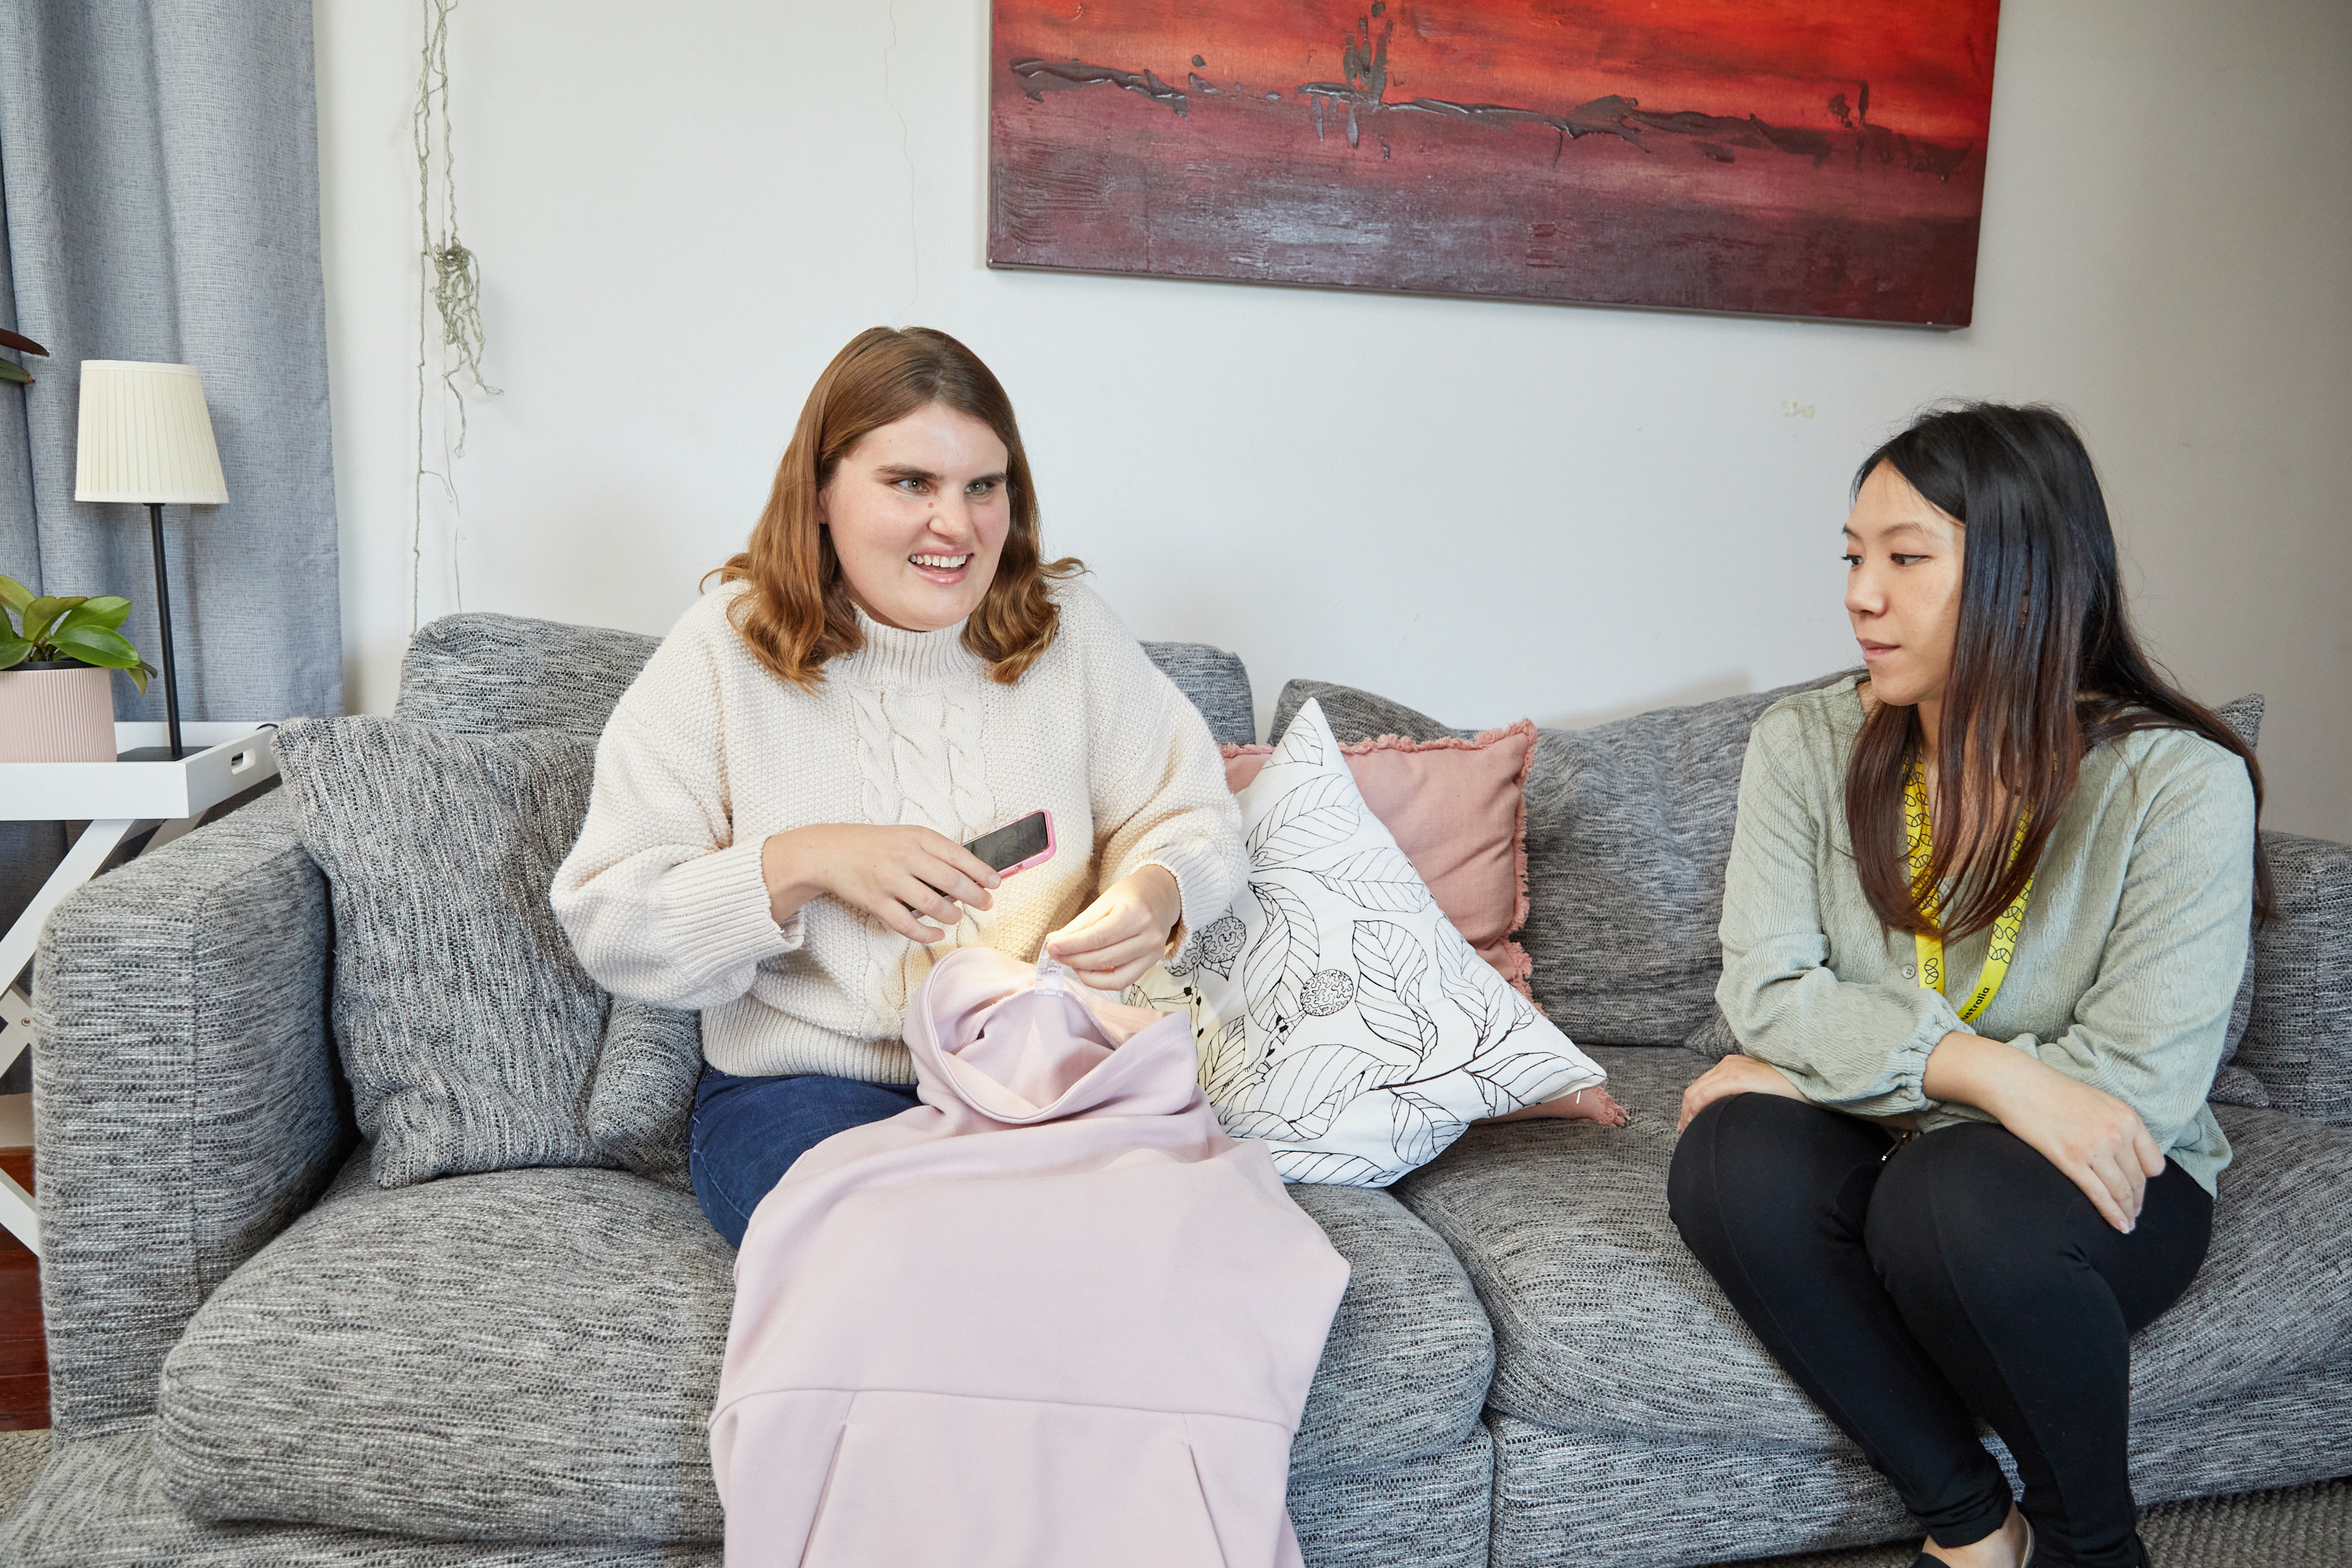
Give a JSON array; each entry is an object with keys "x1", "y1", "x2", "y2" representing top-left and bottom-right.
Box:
[{"x1": 0, "y1": 721, "x2": 281, "y2": 1255}]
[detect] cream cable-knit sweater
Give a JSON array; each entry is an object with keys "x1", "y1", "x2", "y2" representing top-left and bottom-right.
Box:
[{"x1": 552, "y1": 579, "x2": 1249, "y2": 1084}]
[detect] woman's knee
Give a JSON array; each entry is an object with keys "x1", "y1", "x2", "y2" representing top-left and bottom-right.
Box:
[
  {"x1": 1668, "y1": 1091, "x2": 1871, "y2": 1247},
  {"x1": 1864, "y1": 1123, "x2": 2082, "y2": 1301}
]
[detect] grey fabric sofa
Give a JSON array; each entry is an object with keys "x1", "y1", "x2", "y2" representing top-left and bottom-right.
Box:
[{"x1": 3, "y1": 612, "x2": 2346, "y2": 1566}]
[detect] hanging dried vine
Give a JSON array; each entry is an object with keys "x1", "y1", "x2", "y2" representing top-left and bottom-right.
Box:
[{"x1": 412, "y1": 0, "x2": 500, "y2": 629}]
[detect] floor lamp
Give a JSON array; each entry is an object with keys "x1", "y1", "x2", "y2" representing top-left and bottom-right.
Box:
[{"x1": 71, "y1": 361, "x2": 229, "y2": 761}]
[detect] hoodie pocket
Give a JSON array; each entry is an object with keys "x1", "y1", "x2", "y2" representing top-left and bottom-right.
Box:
[{"x1": 789, "y1": 1391, "x2": 1238, "y2": 1568}]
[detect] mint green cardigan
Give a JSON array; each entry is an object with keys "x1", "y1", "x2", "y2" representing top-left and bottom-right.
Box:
[{"x1": 1715, "y1": 677, "x2": 2256, "y2": 1195}]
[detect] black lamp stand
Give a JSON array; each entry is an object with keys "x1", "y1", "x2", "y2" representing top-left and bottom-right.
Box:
[{"x1": 146, "y1": 501, "x2": 183, "y2": 761}]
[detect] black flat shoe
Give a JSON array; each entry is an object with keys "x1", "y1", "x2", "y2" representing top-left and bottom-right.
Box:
[{"x1": 1910, "y1": 1515, "x2": 2034, "y2": 1568}]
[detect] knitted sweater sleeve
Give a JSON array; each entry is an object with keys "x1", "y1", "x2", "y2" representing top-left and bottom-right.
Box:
[
  {"x1": 1715, "y1": 706, "x2": 1963, "y2": 1115},
  {"x1": 1998, "y1": 743, "x2": 2255, "y2": 1156},
  {"x1": 1072, "y1": 601, "x2": 1249, "y2": 939},
  {"x1": 550, "y1": 621, "x2": 800, "y2": 1010}
]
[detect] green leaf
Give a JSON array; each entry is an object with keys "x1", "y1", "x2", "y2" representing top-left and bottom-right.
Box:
[
  {"x1": 0, "y1": 575, "x2": 30, "y2": 615},
  {"x1": 0, "y1": 637, "x2": 31, "y2": 670},
  {"x1": 72, "y1": 595, "x2": 132, "y2": 631},
  {"x1": 49, "y1": 624, "x2": 141, "y2": 670},
  {"x1": 21, "y1": 595, "x2": 86, "y2": 645},
  {"x1": 0, "y1": 360, "x2": 28, "y2": 386},
  {"x1": 125, "y1": 659, "x2": 153, "y2": 695},
  {"x1": 51, "y1": 600, "x2": 132, "y2": 641}
]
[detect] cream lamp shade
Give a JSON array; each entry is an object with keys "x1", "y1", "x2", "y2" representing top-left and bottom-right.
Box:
[{"x1": 72, "y1": 360, "x2": 229, "y2": 505}]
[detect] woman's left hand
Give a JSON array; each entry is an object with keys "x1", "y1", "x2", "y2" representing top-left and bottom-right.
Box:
[
  {"x1": 1044, "y1": 866, "x2": 1183, "y2": 992},
  {"x1": 1677, "y1": 1053, "x2": 1812, "y2": 1132}
]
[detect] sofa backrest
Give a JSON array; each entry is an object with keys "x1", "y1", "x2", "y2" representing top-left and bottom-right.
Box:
[{"x1": 396, "y1": 611, "x2": 1258, "y2": 746}]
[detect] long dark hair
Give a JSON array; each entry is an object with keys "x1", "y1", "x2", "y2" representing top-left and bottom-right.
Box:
[
  {"x1": 1846, "y1": 402, "x2": 2270, "y2": 938},
  {"x1": 707, "y1": 327, "x2": 1082, "y2": 691}
]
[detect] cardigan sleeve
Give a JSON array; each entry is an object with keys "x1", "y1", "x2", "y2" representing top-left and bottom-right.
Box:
[
  {"x1": 550, "y1": 626, "x2": 800, "y2": 1010},
  {"x1": 1998, "y1": 743, "x2": 2255, "y2": 1153},
  {"x1": 1715, "y1": 710, "x2": 1965, "y2": 1116},
  {"x1": 1073, "y1": 612, "x2": 1248, "y2": 941}
]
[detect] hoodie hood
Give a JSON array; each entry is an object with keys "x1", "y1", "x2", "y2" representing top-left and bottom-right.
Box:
[{"x1": 907, "y1": 948, "x2": 1207, "y2": 1125}]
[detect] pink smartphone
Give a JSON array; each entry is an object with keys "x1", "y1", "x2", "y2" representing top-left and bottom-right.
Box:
[{"x1": 964, "y1": 809, "x2": 1056, "y2": 879}]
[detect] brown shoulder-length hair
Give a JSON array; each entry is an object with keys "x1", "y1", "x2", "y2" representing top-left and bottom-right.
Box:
[
  {"x1": 1846, "y1": 401, "x2": 2271, "y2": 938},
  {"x1": 707, "y1": 326, "x2": 1081, "y2": 690}
]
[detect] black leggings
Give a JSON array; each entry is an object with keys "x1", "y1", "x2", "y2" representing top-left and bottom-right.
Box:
[{"x1": 1668, "y1": 1094, "x2": 2211, "y2": 1568}]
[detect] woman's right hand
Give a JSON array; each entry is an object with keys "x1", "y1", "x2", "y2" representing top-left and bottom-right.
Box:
[
  {"x1": 1924, "y1": 1032, "x2": 2166, "y2": 1234},
  {"x1": 760, "y1": 825, "x2": 1000, "y2": 944}
]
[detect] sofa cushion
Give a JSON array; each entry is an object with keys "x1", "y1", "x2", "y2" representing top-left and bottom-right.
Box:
[
  {"x1": 1158, "y1": 699, "x2": 1603, "y2": 1187},
  {"x1": 155, "y1": 1160, "x2": 737, "y2": 1544},
  {"x1": 1225, "y1": 720, "x2": 1540, "y2": 996},
  {"x1": 152, "y1": 1166, "x2": 1491, "y2": 1542},
  {"x1": 588, "y1": 997, "x2": 702, "y2": 1186},
  {"x1": 2238, "y1": 831, "x2": 2352, "y2": 1128},
  {"x1": 1394, "y1": 1046, "x2": 2352, "y2": 1452},
  {"x1": 277, "y1": 719, "x2": 612, "y2": 1188},
  {"x1": 397, "y1": 609, "x2": 1257, "y2": 746}
]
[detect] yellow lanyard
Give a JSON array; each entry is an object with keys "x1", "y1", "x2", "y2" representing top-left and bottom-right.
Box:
[{"x1": 1904, "y1": 764, "x2": 2034, "y2": 1024}]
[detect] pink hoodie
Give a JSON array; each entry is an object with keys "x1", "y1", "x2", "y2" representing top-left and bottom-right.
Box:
[{"x1": 710, "y1": 948, "x2": 1351, "y2": 1567}]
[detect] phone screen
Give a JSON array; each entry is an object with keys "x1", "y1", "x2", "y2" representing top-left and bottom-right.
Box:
[{"x1": 965, "y1": 811, "x2": 1051, "y2": 873}]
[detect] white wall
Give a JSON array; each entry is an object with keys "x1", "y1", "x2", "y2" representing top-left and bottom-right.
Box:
[{"x1": 314, "y1": 0, "x2": 2352, "y2": 842}]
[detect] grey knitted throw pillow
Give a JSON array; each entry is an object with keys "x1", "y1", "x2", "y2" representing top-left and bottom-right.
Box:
[{"x1": 276, "y1": 717, "x2": 614, "y2": 1187}]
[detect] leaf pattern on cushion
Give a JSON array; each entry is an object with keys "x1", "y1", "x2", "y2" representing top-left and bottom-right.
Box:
[
  {"x1": 1388, "y1": 1088, "x2": 1462, "y2": 1170},
  {"x1": 1433, "y1": 921, "x2": 1495, "y2": 1047},
  {"x1": 1308, "y1": 846, "x2": 1433, "y2": 913},
  {"x1": 1463, "y1": 1051, "x2": 1591, "y2": 1117},
  {"x1": 1247, "y1": 772, "x2": 1359, "y2": 868},
  {"x1": 1352, "y1": 919, "x2": 1438, "y2": 1059},
  {"x1": 1177, "y1": 697, "x2": 1609, "y2": 1186},
  {"x1": 1221, "y1": 1043, "x2": 1391, "y2": 1141},
  {"x1": 1199, "y1": 1015, "x2": 1254, "y2": 1104},
  {"x1": 1244, "y1": 880, "x2": 1319, "y2": 1040},
  {"x1": 1269, "y1": 1149, "x2": 1385, "y2": 1186}
]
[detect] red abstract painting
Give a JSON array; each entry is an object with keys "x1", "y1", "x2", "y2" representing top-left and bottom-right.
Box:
[{"x1": 988, "y1": 2, "x2": 2001, "y2": 326}]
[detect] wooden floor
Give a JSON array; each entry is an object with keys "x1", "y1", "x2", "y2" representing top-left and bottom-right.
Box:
[{"x1": 0, "y1": 1150, "x2": 46, "y2": 1431}]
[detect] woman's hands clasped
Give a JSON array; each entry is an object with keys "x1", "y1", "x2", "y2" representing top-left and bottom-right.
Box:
[{"x1": 760, "y1": 824, "x2": 1000, "y2": 944}]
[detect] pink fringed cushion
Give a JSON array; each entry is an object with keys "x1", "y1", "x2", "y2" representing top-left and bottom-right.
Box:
[{"x1": 1222, "y1": 720, "x2": 1537, "y2": 996}]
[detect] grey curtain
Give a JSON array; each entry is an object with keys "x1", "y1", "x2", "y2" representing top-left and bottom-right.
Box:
[{"x1": 0, "y1": 1, "x2": 340, "y2": 953}]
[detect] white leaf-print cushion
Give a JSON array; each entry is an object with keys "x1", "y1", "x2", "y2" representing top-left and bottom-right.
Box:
[{"x1": 1128, "y1": 698, "x2": 1606, "y2": 1187}]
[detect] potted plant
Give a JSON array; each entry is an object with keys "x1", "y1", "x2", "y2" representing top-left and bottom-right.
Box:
[{"x1": 0, "y1": 575, "x2": 158, "y2": 764}]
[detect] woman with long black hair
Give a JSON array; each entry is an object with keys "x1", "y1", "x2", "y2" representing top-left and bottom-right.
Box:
[{"x1": 1669, "y1": 403, "x2": 2266, "y2": 1568}]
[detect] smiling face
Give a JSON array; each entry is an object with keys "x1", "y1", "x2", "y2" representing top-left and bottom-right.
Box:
[
  {"x1": 819, "y1": 401, "x2": 1014, "y2": 632},
  {"x1": 1843, "y1": 460, "x2": 1966, "y2": 710}
]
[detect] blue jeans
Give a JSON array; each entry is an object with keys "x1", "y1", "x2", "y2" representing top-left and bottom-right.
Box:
[{"x1": 688, "y1": 1068, "x2": 920, "y2": 1248}]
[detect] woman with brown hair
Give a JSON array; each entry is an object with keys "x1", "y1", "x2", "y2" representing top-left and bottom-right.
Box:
[
  {"x1": 1668, "y1": 403, "x2": 2264, "y2": 1568},
  {"x1": 553, "y1": 326, "x2": 1247, "y2": 1247}
]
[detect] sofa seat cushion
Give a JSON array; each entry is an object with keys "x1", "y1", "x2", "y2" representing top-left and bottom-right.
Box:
[
  {"x1": 1286, "y1": 1185, "x2": 1496, "y2": 1475},
  {"x1": 156, "y1": 1161, "x2": 738, "y2": 1544},
  {"x1": 1393, "y1": 1045, "x2": 2352, "y2": 1447},
  {"x1": 154, "y1": 1164, "x2": 1490, "y2": 1541}
]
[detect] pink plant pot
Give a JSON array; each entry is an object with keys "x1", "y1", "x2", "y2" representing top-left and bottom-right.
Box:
[{"x1": 0, "y1": 664, "x2": 118, "y2": 764}]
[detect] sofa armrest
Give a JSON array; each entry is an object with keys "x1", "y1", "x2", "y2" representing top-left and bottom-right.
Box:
[
  {"x1": 32, "y1": 791, "x2": 353, "y2": 1438},
  {"x1": 2237, "y1": 833, "x2": 2352, "y2": 1127}
]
